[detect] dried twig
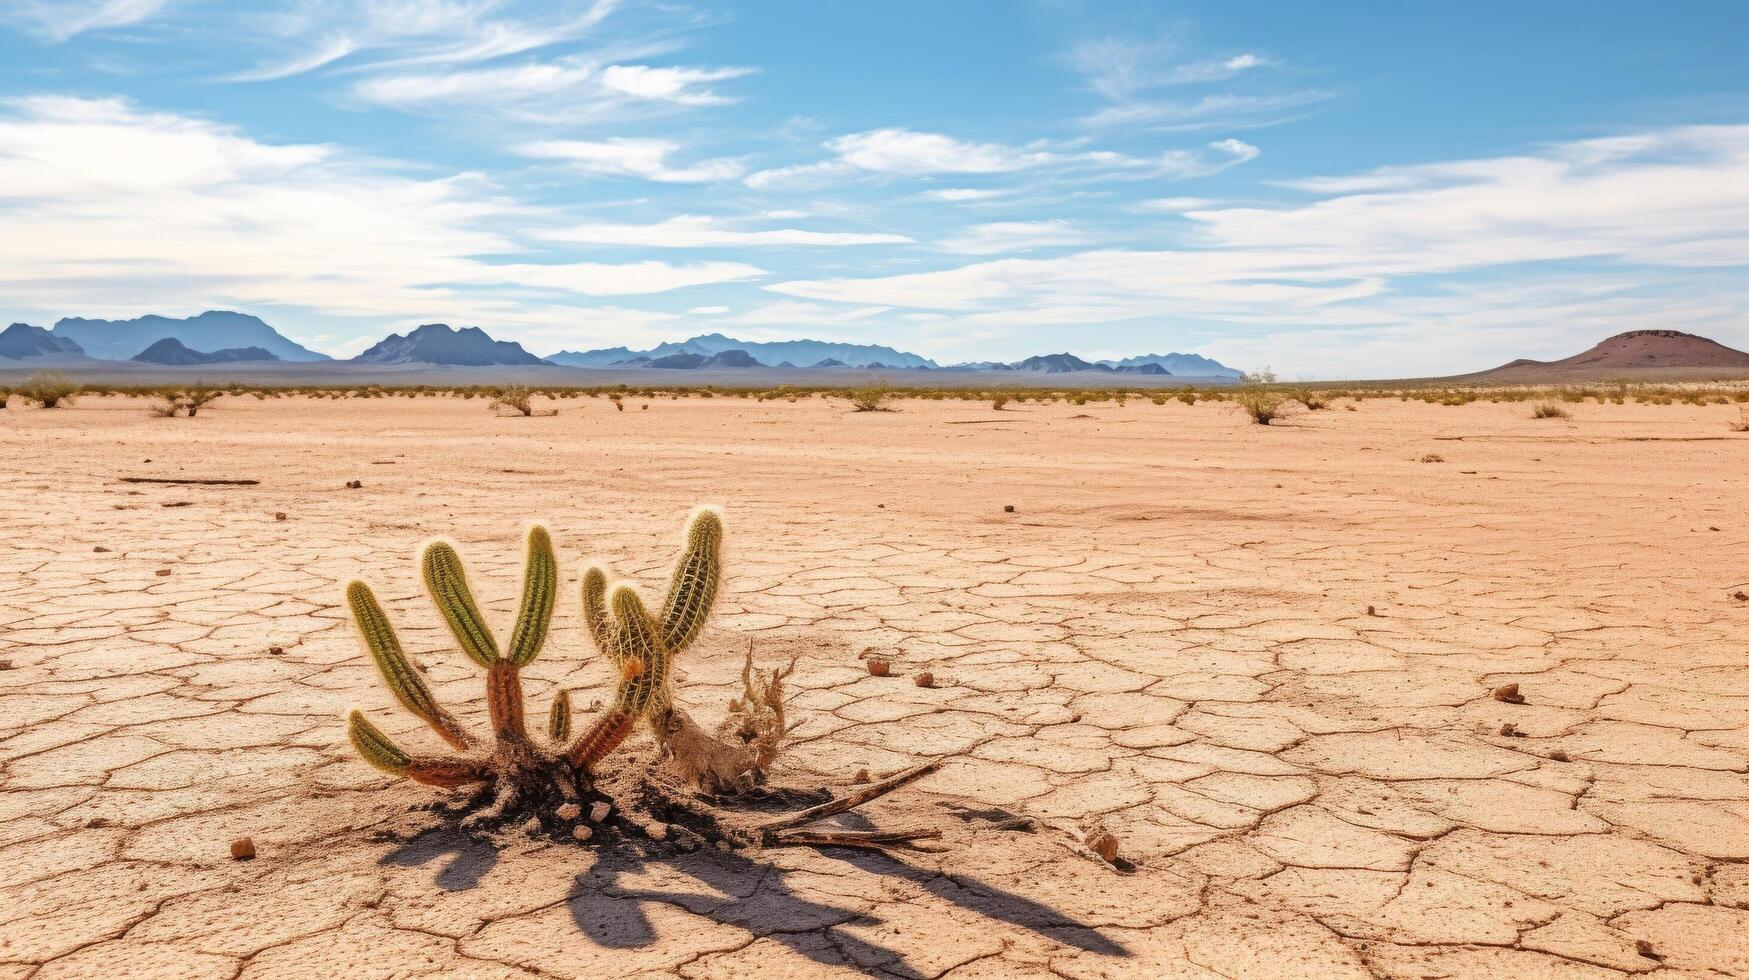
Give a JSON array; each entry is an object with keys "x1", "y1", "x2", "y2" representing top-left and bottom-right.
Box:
[
  {"x1": 754, "y1": 758, "x2": 944, "y2": 833},
  {"x1": 119, "y1": 477, "x2": 260, "y2": 486}
]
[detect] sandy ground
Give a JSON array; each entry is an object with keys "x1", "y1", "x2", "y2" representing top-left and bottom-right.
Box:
[{"x1": 3, "y1": 393, "x2": 1747, "y2": 979}]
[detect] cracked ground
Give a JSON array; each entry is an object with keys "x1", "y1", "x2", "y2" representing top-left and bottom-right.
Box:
[{"x1": 3, "y1": 393, "x2": 1747, "y2": 979}]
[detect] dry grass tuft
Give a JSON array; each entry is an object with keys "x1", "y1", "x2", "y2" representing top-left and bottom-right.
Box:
[
  {"x1": 1531, "y1": 403, "x2": 1571, "y2": 420},
  {"x1": 18, "y1": 371, "x2": 79, "y2": 409},
  {"x1": 849, "y1": 382, "x2": 895, "y2": 412}
]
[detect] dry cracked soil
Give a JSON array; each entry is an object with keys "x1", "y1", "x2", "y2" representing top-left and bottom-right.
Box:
[{"x1": 2, "y1": 393, "x2": 1748, "y2": 979}]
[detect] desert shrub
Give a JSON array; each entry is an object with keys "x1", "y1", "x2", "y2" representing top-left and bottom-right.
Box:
[
  {"x1": 1731, "y1": 408, "x2": 1749, "y2": 433},
  {"x1": 491, "y1": 385, "x2": 535, "y2": 416},
  {"x1": 1236, "y1": 368, "x2": 1290, "y2": 425},
  {"x1": 181, "y1": 388, "x2": 222, "y2": 417},
  {"x1": 1177, "y1": 391, "x2": 1198, "y2": 405},
  {"x1": 1419, "y1": 453, "x2": 1445, "y2": 463},
  {"x1": 0, "y1": 388, "x2": 9, "y2": 409},
  {"x1": 1301, "y1": 392, "x2": 1329, "y2": 410},
  {"x1": 1531, "y1": 403, "x2": 1570, "y2": 419},
  {"x1": 147, "y1": 397, "x2": 181, "y2": 418},
  {"x1": 991, "y1": 392, "x2": 1010, "y2": 411},
  {"x1": 848, "y1": 382, "x2": 893, "y2": 412},
  {"x1": 18, "y1": 371, "x2": 78, "y2": 408}
]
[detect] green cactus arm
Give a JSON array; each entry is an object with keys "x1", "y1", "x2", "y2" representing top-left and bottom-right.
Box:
[
  {"x1": 548, "y1": 689, "x2": 571, "y2": 742},
  {"x1": 580, "y1": 565, "x2": 619, "y2": 665},
  {"x1": 660, "y1": 507, "x2": 723, "y2": 652},
  {"x1": 348, "y1": 712, "x2": 487, "y2": 788},
  {"x1": 611, "y1": 585, "x2": 669, "y2": 714},
  {"x1": 421, "y1": 540, "x2": 501, "y2": 666},
  {"x1": 348, "y1": 710, "x2": 411, "y2": 774},
  {"x1": 345, "y1": 581, "x2": 477, "y2": 750},
  {"x1": 507, "y1": 526, "x2": 556, "y2": 667}
]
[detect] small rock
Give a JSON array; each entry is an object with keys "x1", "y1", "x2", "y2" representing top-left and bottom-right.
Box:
[
  {"x1": 0, "y1": 660, "x2": 13, "y2": 671},
  {"x1": 571, "y1": 824, "x2": 594, "y2": 842},
  {"x1": 1635, "y1": 940, "x2": 1662, "y2": 961},
  {"x1": 646, "y1": 822, "x2": 670, "y2": 841},
  {"x1": 1734, "y1": 591, "x2": 1749, "y2": 602},
  {"x1": 914, "y1": 671, "x2": 936, "y2": 688},
  {"x1": 85, "y1": 816, "x2": 111, "y2": 828},
  {"x1": 1548, "y1": 749, "x2": 1571, "y2": 762},
  {"x1": 586, "y1": 699, "x2": 603, "y2": 712},
  {"x1": 1498, "y1": 722, "x2": 1524, "y2": 738},
  {"x1": 1366, "y1": 605, "x2": 1377, "y2": 616},
  {"x1": 877, "y1": 503, "x2": 885, "y2": 508},
  {"x1": 268, "y1": 646, "x2": 284, "y2": 656},
  {"x1": 94, "y1": 546, "x2": 111, "y2": 553},
  {"x1": 414, "y1": 659, "x2": 428, "y2": 671},
  {"x1": 154, "y1": 569, "x2": 172, "y2": 577},
  {"x1": 1491, "y1": 683, "x2": 1526, "y2": 705},
  {"x1": 1003, "y1": 504, "x2": 1015, "y2": 513},
  {"x1": 230, "y1": 837, "x2": 257, "y2": 861},
  {"x1": 522, "y1": 817, "x2": 542, "y2": 835},
  {"x1": 867, "y1": 658, "x2": 892, "y2": 677},
  {"x1": 345, "y1": 480, "x2": 363, "y2": 489},
  {"x1": 851, "y1": 768, "x2": 871, "y2": 784},
  {"x1": 275, "y1": 512, "x2": 287, "y2": 522},
  {"x1": 1709, "y1": 526, "x2": 1720, "y2": 531},
  {"x1": 556, "y1": 802, "x2": 581, "y2": 821},
  {"x1": 1084, "y1": 827, "x2": 1120, "y2": 863},
  {"x1": 589, "y1": 802, "x2": 612, "y2": 823}
]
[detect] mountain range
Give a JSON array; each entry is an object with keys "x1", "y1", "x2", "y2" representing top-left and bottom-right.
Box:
[
  {"x1": 548, "y1": 332, "x2": 936, "y2": 369},
  {"x1": 0, "y1": 323, "x2": 85, "y2": 359},
  {"x1": 2, "y1": 308, "x2": 1244, "y2": 377},
  {"x1": 131, "y1": 337, "x2": 280, "y2": 365},
  {"x1": 353, "y1": 324, "x2": 545, "y2": 366},
  {"x1": 50, "y1": 311, "x2": 329, "y2": 361}
]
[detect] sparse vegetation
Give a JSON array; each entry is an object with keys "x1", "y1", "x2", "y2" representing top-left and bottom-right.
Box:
[
  {"x1": 490, "y1": 385, "x2": 535, "y2": 416},
  {"x1": 1236, "y1": 368, "x2": 1291, "y2": 425},
  {"x1": 1531, "y1": 403, "x2": 1571, "y2": 419},
  {"x1": 849, "y1": 382, "x2": 894, "y2": 412},
  {"x1": 18, "y1": 371, "x2": 78, "y2": 409},
  {"x1": 1731, "y1": 408, "x2": 1749, "y2": 432}
]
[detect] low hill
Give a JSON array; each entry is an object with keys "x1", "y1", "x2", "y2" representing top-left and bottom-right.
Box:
[
  {"x1": 0, "y1": 323, "x2": 85, "y2": 359},
  {"x1": 131, "y1": 338, "x2": 280, "y2": 365},
  {"x1": 1470, "y1": 330, "x2": 1749, "y2": 380},
  {"x1": 548, "y1": 333, "x2": 933, "y2": 369},
  {"x1": 353, "y1": 324, "x2": 546, "y2": 366},
  {"x1": 51, "y1": 311, "x2": 329, "y2": 361}
]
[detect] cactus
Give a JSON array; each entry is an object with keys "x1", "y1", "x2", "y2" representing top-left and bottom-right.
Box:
[{"x1": 344, "y1": 509, "x2": 724, "y2": 825}]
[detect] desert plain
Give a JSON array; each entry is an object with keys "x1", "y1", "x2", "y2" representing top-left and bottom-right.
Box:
[{"x1": 2, "y1": 392, "x2": 1747, "y2": 979}]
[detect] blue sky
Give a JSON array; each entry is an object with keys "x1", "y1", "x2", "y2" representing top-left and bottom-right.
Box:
[{"x1": 1, "y1": 0, "x2": 1746, "y2": 376}]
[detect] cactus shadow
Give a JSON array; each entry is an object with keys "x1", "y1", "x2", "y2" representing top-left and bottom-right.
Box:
[
  {"x1": 378, "y1": 827, "x2": 501, "y2": 892},
  {"x1": 567, "y1": 845, "x2": 1128, "y2": 976}
]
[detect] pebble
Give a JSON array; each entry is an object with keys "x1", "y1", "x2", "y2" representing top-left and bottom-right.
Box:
[
  {"x1": 647, "y1": 822, "x2": 669, "y2": 841},
  {"x1": 571, "y1": 825, "x2": 593, "y2": 842},
  {"x1": 0, "y1": 660, "x2": 13, "y2": 671},
  {"x1": 154, "y1": 569, "x2": 172, "y2": 577},
  {"x1": 268, "y1": 646, "x2": 284, "y2": 656},
  {"x1": 1003, "y1": 505, "x2": 1015, "y2": 513},
  {"x1": 556, "y1": 802, "x2": 581, "y2": 821},
  {"x1": 523, "y1": 817, "x2": 542, "y2": 834},
  {"x1": 93, "y1": 546, "x2": 111, "y2": 553},
  {"x1": 275, "y1": 512, "x2": 287, "y2": 521},
  {"x1": 230, "y1": 837, "x2": 257, "y2": 861},
  {"x1": 589, "y1": 802, "x2": 612, "y2": 823},
  {"x1": 914, "y1": 671, "x2": 936, "y2": 688},
  {"x1": 867, "y1": 658, "x2": 892, "y2": 677},
  {"x1": 851, "y1": 768, "x2": 871, "y2": 784},
  {"x1": 345, "y1": 480, "x2": 363, "y2": 489},
  {"x1": 1086, "y1": 829, "x2": 1120, "y2": 863},
  {"x1": 1491, "y1": 683, "x2": 1526, "y2": 705}
]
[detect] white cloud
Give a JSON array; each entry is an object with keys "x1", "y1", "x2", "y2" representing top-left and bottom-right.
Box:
[
  {"x1": 0, "y1": 96, "x2": 761, "y2": 350},
  {"x1": 353, "y1": 57, "x2": 749, "y2": 117},
  {"x1": 937, "y1": 220, "x2": 1096, "y2": 255},
  {"x1": 745, "y1": 127, "x2": 1229, "y2": 190},
  {"x1": 1139, "y1": 196, "x2": 1219, "y2": 212},
  {"x1": 227, "y1": 35, "x2": 361, "y2": 82},
  {"x1": 687, "y1": 305, "x2": 729, "y2": 315},
  {"x1": 927, "y1": 188, "x2": 1012, "y2": 202},
  {"x1": 765, "y1": 125, "x2": 1749, "y2": 373},
  {"x1": 719, "y1": 300, "x2": 892, "y2": 327},
  {"x1": 537, "y1": 214, "x2": 911, "y2": 247},
  {"x1": 517, "y1": 138, "x2": 745, "y2": 182},
  {"x1": 1082, "y1": 90, "x2": 1332, "y2": 129},
  {"x1": 1, "y1": 0, "x2": 168, "y2": 42},
  {"x1": 1155, "y1": 138, "x2": 1258, "y2": 178}
]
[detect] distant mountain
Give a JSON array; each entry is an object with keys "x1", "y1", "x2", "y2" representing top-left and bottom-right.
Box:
[
  {"x1": 0, "y1": 323, "x2": 84, "y2": 359},
  {"x1": 131, "y1": 337, "x2": 280, "y2": 365},
  {"x1": 51, "y1": 311, "x2": 329, "y2": 362},
  {"x1": 1115, "y1": 362, "x2": 1170, "y2": 375},
  {"x1": 1013, "y1": 352, "x2": 1105, "y2": 373},
  {"x1": 1471, "y1": 330, "x2": 1749, "y2": 380},
  {"x1": 812, "y1": 358, "x2": 846, "y2": 368},
  {"x1": 548, "y1": 333, "x2": 934, "y2": 369},
  {"x1": 353, "y1": 324, "x2": 547, "y2": 366},
  {"x1": 647, "y1": 349, "x2": 765, "y2": 369},
  {"x1": 1104, "y1": 352, "x2": 1241, "y2": 378}
]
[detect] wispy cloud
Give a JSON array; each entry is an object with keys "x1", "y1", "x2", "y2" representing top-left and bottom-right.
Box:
[
  {"x1": 0, "y1": 0, "x2": 168, "y2": 42},
  {"x1": 517, "y1": 138, "x2": 744, "y2": 182},
  {"x1": 766, "y1": 124, "x2": 1749, "y2": 370},
  {"x1": 537, "y1": 214, "x2": 911, "y2": 247},
  {"x1": 1063, "y1": 33, "x2": 1327, "y2": 130},
  {"x1": 0, "y1": 96, "x2": 762, "y2": 349},
  {"x1": 936, "y1": 220, "x2": 1096, "y2": 255}
]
